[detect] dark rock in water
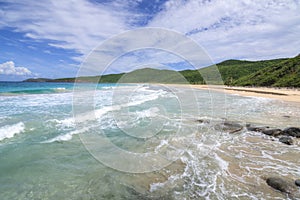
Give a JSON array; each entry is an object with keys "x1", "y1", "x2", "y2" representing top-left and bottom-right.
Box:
[
  {"x1": 266, "y1": 177, "x2": 298, "y2": 194},
  {"x1": 246, "y1": 124, "x2": 267, "y2": 132},
  {"x1": 196, "y1": 119, "x2": 210, "y2": 124},
  {"x1": 262, "y1": 129, "x2": 282, "y2": 137},
  {"x1": 246, "y1": 124, "x2": 300, "y2": 139},
  {"x1": 214, "y1": 121, "x2": 244, "y2": 133},
  {"x1": 223, "y1": 121, "x2": 244, "y2": 133},
  {"x1": 279, "y1": 136, "x2": 293, "y2": 145},
  {"x1": 295, "y1": 179, "x2": 300, "y2": 187},
  {"x1": 283, "y1": 127, "x2": 300, "y2": 138}
]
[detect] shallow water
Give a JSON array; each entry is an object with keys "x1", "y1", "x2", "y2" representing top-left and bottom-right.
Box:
[{"x1": 0, "y1": 82, "x2": 299, "y2": 199}]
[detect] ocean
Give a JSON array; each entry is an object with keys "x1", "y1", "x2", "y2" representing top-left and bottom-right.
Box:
[{"x1": 0, "y1": 82, "x2": 299, "y2": 199}]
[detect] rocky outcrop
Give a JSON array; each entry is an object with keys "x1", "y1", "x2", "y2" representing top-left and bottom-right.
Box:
[
  {"x1": 246, "y1": 124, "x2": 283, "y2": 137},
  {"x1": 295, "y1": 179, "x2": 300, "y2": 187},
  {"x1": 196, "y1": 119, "x2": 244, "y2": 133},
  {"x1": 197, "y1": 120, "x2": 300, "y2": 141},
  {"x1": 279, "y1": 136, "x2": 293, "y2": 145},
  {"x1": 283, "y1": 127, "x2": 300, "y2": 138},
  {"x1": 262, "y1": 129, "x2": 282, "y2": 137},
  {"x1": 266, "y1": 177, "x2": 298, "y2": 195},
  {"x1": 220, "y1": 121, "x2": 244, "y2": 133},
  {"x1": 246, "y1": 123, "x2": 300, "y2": 143},
  {"x1": 195, "y1": 119, "x2": 210, "y2": 124},
  {"x1": 246, "y1": 124, "x2": 268, "y2": 132}
]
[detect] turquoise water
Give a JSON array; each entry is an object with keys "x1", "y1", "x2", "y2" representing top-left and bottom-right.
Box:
[
  {"x1": 0, "y1": 82, "x2": 299, "y2": 199},
  {"x1": 0, "y1": 82, "x2": 73, "y2": 94}
]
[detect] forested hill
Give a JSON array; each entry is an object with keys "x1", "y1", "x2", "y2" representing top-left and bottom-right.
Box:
[
  {"x1": 24, "y1": 54, "x2": 300, "y2": 87},
  {"x1": 232, "y1": 54, "x2": 300, "y2": 87}
]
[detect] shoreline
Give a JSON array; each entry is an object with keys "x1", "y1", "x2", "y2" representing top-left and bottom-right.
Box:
[{"x1": 168, "y1": 84, "x2": 300, "y2": 103}]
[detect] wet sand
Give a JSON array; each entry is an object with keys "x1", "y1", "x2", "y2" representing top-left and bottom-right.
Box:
[{"x1": 171, "y1": 84, "x2": 300, "y2": 103}]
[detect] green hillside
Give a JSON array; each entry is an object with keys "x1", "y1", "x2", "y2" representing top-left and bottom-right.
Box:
[
  {"x1": 23, "y1": 55, "x2": 300, "y2": 87},
  {"x1": 45, "y1": 73, "x2": 125, "y2": 83},
  {"x1": 210, "y1": 58, "x2": 288, "y2": 85},
  {"x1": 233, "y1": 54, "x2": 300, "y2": 87},
  {"x1": 116, "y1": 68, "x2": 186, "y2": 83},
  {"x1": 179, "y1": 69, "x2": 204, "y2": 84},
  {"x1": 178, "y1": 58, "x2": 287, "y2": 85},
  {"x1": 118, "y1": 68, "x2": 206, "y2": 84}
]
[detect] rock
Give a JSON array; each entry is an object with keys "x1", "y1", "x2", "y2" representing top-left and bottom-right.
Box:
[
  {"x1": 283, "y1": 127, "x2": 300, "y2": 138},
  {"x1": 266, "y1": 177, "x2": 298, "y2": 194},
  {"x1": 262, "y1": 129, "x2": 282, "y2": 137},
  {"x1": 246, "y1": 124, "x2": 266, "y2": 132},
  {"x1": 223, "y1": 121, "x2": 244, "y2": 133},
  {"x1": 196, "y1": 119, "x2": 210, "y2": 124},
  {"x1": 295, "y1": 179, "x2": 300, "y2": 187},
  {"x1": 215, "y1": 121, "x2": 244, "y2": 133},
  {"x1": 279, "y1": 136, "x2": 293, "y2": 145}
]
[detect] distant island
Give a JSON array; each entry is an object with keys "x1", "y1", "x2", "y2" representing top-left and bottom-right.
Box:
[{"x1": 24, "y1": 54, "x2": 300, "y2": 87}]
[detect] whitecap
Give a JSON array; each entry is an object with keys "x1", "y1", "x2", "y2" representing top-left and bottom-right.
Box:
[
  {"x1": 53, "y1": 87, "x2": 67, "y2": 92},
  {"x1": 135, "y1": 107, "x2": 160, "y2": 119},
  {"x1": 48, "y1": 118, "x2": 75, "y2": 128},
  {"x1": 0, "y1": 122, "x2": 25, "y2": 141},
  {"x1": 41, "y1": 127, "x2": 90, "y2": 143}
]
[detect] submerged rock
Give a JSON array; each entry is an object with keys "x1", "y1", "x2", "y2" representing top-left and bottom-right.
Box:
[
  {"x1": 266, "y1": 177, "x2": 298, "y2": 194},
  {"x1": 215, "y1": 120, "x2": 244, "y2": 133},
  {"x1": 223, "y1": 121, "x2": 244, "y2": 133},
  {"x1": 246, "y1": 124, "x2": 268, "y2": 132},
  {"x1": 283, "y1": 127, "x2": 300, "y2": 138},
  {"x1": 196, "y1": 119, "x2": 210, "y2": 124},
  {"x1": 295, "y1": 180, "x2": 300, "y2": 187},
  {"x1": 279, "y1": 136, "x2": 293, "y2": 145},
  {"x1": 262, "y1": 129, "x2": 282, "y2": 137},
  {"x1": 196, "y1": 119, "x2": 243, "y2": 133},
  {"x1": 295, "y1": 179, "x2": 300, "y2": 187}
]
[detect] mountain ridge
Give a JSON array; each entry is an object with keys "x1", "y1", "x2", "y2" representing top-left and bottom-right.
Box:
[{"x1": 23, "y1": 54, "x2": 300, "y2": 87}]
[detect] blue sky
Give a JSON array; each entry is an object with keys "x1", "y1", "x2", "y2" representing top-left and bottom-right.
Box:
[{"x1": 0, "y1": 0, "x2": 299, "y2": 81}]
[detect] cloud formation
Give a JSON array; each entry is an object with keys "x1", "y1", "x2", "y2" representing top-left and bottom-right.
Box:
[
  {"x1": 149, "y1": 0, "x2": 300, "y2": 61},
  {"x1": 0, "y1": 0, "x2": 131, "y2": 59},
  {"x1": 81, "y1": 28, "x2": 213, "y2": 75},
  {"x1": 0, "y1": 0, "x2": 299, "y2": 76},
  {"x1": 0, "y1": 61, "x2": 33, "y2": 76}
]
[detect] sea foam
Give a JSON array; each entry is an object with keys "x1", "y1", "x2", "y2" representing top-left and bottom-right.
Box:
[{"x1": 0, "y1": 122, "x2": 25, "y2": 141}]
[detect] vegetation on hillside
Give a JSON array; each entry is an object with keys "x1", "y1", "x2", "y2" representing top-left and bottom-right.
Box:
[
  {"x1": 23, "y1": 54, "x2": 300, "y2": 87},
  {"x1": 213, "y1": 58, "x2": 288, "y2": 85},
  {"x1": 233, "y1": 54, "x2": 300, "y2": 87}
]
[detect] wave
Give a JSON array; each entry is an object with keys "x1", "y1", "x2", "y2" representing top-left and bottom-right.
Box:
[
  {"x1": 52, "y1": 87, "x2": 67, "y2": 92},
  {"x1": 47, "y1": 118, "x2": 75, "y2": 129},
  {"x1": 41, "y1": 126, "x2": 94, "y2": 143},
  {"x1": 0, "y1": 88, "x2": 72, "y2": 96},
  {"x1": 0, "y1": 122, "x2": 25, "y2": 141},
  {"x1": 42, "y1": 130, "x2": 77, "y2": 143},
  {"x1": 43, "y1": 89, "x2": 168, "y2": 143},
  {"x1": 75, "y1": 88, "x2": 168, "y2": 123}
]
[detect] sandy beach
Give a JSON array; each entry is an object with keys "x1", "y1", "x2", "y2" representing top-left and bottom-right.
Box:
[{"x1": 178, "y1": 85, "x2": 300, "y2": 103}]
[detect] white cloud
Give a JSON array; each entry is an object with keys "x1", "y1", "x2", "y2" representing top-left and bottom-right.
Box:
[
  {"x1": 0, "y1": 0, "x2": 133, "y2": 60},
  {"x1": 0, "y1": 0, "x2": 299, "y2": 76},
  {"x1": 149, "y1": 0, "x2": 300, "y2": 61},
  {"x1": 0, "y1": 61, "x2": 33, "y2": 76},
  {"x1": 78, "y1": 28, "x2": 214, "y2": 76}
]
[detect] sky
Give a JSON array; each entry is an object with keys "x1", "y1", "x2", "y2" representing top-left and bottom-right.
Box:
[{"x1": 0, "y1": 0, "x2": 299, "y2": 81}]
